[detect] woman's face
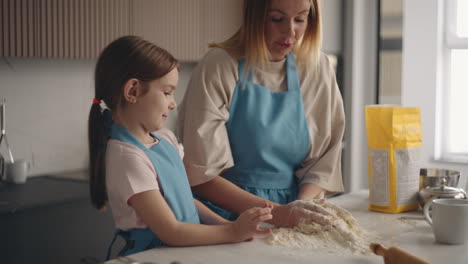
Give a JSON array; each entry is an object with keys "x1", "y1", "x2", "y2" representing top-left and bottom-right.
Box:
[{"x1": 265, "y1": 0, "x2": 311, "y2": 61}]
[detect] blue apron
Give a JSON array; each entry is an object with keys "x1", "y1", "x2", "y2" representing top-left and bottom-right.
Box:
[
  {"x1": 105, "y1": 124, "x2": 200, "y2": 259},
  {"x1": 198, "y1": 52, "x2": 311, "y2": 220}
]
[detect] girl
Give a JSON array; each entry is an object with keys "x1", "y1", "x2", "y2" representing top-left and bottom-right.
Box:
[{"x1": 88, "y1": 36, "x2": 272, "y2": 259}]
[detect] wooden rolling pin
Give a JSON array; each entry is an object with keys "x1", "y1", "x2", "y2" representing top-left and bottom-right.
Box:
[{"x1": 369, "y1": 243, "x2": 430, "y2": 264}]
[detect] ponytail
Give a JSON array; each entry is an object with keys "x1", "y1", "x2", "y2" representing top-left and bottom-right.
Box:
[{"x1": 88, "y1": 104, "x2": 109, "y2": 210}]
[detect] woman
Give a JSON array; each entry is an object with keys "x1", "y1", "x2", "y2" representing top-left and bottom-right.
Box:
[{"x1": 177, "y1": 0, "x2": 345, "y2": 227}]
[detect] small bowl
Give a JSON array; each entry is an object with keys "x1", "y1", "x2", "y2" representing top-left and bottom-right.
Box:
[{"x1": 419, "y1": 168, "x2": 460, "y2": 189}]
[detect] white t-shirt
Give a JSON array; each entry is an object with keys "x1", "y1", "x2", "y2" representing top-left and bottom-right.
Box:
[{"x1": 105, "y1": 128, "x2": 183, "y2": 230}]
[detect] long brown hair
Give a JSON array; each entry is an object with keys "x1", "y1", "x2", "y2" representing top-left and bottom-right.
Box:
[
  {"x1": 210, "y1": 0, "x2": 322, "y2": 72},
  {"x1": 88, "y1": 36, "x2": 179, "y2": 210}
]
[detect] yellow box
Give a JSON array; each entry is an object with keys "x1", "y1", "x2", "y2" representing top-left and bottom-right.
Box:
[{"x1": 365, "y1": 105, "x2": 422, "y2": 213}]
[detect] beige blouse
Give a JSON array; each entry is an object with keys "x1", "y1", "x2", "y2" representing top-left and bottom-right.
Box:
[{"x1": 176, "y1": 48, "x2": 345, "y2": 193}]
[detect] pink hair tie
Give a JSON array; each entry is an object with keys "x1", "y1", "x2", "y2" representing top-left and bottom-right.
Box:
[{"x1": 93, "y1": 98, "x2": 101, "y2": 104}]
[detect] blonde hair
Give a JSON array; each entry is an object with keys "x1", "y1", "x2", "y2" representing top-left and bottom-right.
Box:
[{"x1": 210, "y1": 0, "x2": 322, "y2": 72}]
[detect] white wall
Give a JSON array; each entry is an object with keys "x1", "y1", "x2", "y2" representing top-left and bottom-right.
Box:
[
  {"x1": 342, "y1": 0, "x2": 379, "y2": 192},
  {"x1": 321, "y1": 0, "x2": 342, "y2": 55},
  {"x1": 0, "y1": 57, "x2": 195, "y2": 177},
  {"x1": 402, "y1": 0, "x2": 468, "y2": 189},
  {"x1": 0, "y1": 58, "x2": 94, "y2": 176}
]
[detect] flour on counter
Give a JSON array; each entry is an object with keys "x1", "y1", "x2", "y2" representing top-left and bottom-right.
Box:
[{"x1": 265, "y1": 199, "x2": 377, "y2": 256}]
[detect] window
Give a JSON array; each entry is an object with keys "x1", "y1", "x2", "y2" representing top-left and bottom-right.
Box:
[{"x1": 439, "y1": 0, "x2": 468, "y2": 163}]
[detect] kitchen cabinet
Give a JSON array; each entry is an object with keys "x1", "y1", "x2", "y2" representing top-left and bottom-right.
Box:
[
  {"x1": 1, "y1": 0, "x2": 342, "y2": 60},
  {"x1": 132, "y1": 0, "x2": 242, "y2": 61},
  {"x1": 0, "y1": 0, "x2": 241, "y2": 61},
  {"x1": 0, "y1": 0, "x2": 131, "y2": 59},
  {"x1": 0, "y1": 174, "x2": 114, "y2": 264}
]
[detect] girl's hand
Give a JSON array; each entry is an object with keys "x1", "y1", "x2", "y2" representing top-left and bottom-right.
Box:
[
  {"x1": 231, "y1": 205, "x2": 273, "y2": 242},
  {"x1": 270, "y1": 200, "x2": 336, "y2": 228}
]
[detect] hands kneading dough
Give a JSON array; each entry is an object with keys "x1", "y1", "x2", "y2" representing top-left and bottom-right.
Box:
[
  {"x1": 271, "y1": 200, "x2": 333, "y2": 227},
  {"x1": 272, "y1": 199, "x2": 355, "y2": 228}
]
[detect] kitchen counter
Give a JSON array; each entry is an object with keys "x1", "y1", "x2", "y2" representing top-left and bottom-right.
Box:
[
  {"x1": 0, "y1": 171, "x2": 90, "y2": 214},
  {"x1": 0, "y1": 172, "x2": 114, "y2": 264},
  {"x1": 106, "y1": 190, "x2": 467, "y2": 264}
]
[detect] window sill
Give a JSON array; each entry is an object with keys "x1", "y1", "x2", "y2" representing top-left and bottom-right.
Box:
[{"x1": 433, "y1": 155, "x2": 468, "y2": 165}]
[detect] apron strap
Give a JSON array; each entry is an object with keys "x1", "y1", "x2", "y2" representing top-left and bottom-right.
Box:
[
  {"x1": 105, "y1": 230, "x2": 120, "y2": 261},
  {"x1": 106, "y1": 228, "x2": 164, "y2": 260}
]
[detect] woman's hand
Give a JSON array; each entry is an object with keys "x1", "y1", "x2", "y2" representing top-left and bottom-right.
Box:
[
  {"x1": 318, "y1": 199, "x2": 357, "y2": 226},
  {"x1": 270, "y1": 200, "x2": 335, "y2": 228},
  {"x1": 231, "y1": 205, "x2": 273, "y2": 242}
]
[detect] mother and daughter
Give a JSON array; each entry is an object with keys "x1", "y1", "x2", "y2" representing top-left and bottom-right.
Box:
[{"x1": 88, "y1": 0, "x2": 345, "y2": 259}]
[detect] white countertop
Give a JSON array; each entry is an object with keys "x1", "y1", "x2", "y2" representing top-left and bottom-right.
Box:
[{"x1": 106, "y1": 190, "x2": 468, "y2": 264}]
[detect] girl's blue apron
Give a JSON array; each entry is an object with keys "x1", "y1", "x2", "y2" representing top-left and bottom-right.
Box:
[
  {"x1": 198, "y1": 52, "x2": 311, "y2": 220},
  {"x1": 105, "y1": 124, "x2": 200, "y2": 259}
]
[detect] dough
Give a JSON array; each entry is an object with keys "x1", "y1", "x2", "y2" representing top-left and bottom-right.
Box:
[{"x1": 266, "y1": 199, "x2": 375, "y2": 255}]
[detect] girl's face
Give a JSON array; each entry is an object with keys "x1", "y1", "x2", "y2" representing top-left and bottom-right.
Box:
[
  {"x1": 265, "y1": 0, "x2": 311, "y2": 61},
  {"x1": 136, "y1": 68, "x2": 178, "y2": 132}
]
